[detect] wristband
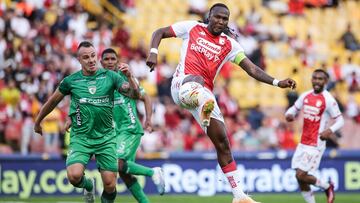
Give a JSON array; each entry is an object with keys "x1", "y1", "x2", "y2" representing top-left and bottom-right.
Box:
[
  {"x1": 272, "y1": 79, "x2": 279, "y2": 87},
  {"x1": 150, "y1": 48, "x2": 158, "y2": 55}
]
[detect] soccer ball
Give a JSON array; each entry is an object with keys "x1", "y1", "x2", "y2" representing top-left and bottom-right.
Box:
[{"x1": 178, "y1": 82, "x2": 203, "y2": 109}]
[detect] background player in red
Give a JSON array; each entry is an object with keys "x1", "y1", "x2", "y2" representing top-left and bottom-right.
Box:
[
  {"x1": 146, "y1": 3, "x2": 296, "y2": 203},
  {"x1": 285, "y1": 69, "x2": 344, "y2": 203}
]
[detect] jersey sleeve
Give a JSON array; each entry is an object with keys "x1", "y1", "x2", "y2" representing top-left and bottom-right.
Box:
[
  {"x1": 58, "y1": 77, "x2": 71, "y2": 95},
  {"x1": 170, "y1": 21, "x2": 198, "y2": 39},
  {"x1": 294, "y1": 92, "x2": 307, "y2": 110},
  {"x1": 326, "y1": 95, "x2": 342, "y2": 118},
  {"x1": 109, "y1": 70, "x2": 127, "y2": 91},
  {"x1": 227, "y1": 37, "x2": 246, "y2": 63}
]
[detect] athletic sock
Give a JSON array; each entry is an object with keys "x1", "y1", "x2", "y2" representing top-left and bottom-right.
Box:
[
  {"x1": 315, "y1": 178, "x2": 330, "y2": 190},
  {"x1": 129, "y1": 181, "x2": 150, "y2": 203},
  {"x1": 126, "y1": 161, "x2": 154, "y2": 177},
  {"x1": 100, "y1": 190, "x2": 117, "y2": 203},
  {"x1": 73, "y1": 176, "x2": 93, "y2": 192},
  {"x1": 301, "y1": 191, "x2": 316, "y2": 203},
  {"x1": 221, "y1": 160, "x2": 247, "y2": 199}
]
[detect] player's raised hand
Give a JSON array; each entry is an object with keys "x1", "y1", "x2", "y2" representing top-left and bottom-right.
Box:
[
  {"x1": 34, "y1": 123, "x2": 43, "y2": 136},
  {"x1": 279, "y1": 78, "x2": 297, "y2": 89},
  {"x1": 118, "y1": 63, "x2": 132, "y2": 77},
  {"x1": 146, "y1": 53, "x2": 158, "y2": 72}
]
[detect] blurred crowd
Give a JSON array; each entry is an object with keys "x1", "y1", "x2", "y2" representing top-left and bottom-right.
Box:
[{"x1": 0, "y1": 0, "x2": 359, "y2": 156}]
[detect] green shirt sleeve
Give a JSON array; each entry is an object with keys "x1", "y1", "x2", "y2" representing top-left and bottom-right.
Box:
[
  {"x1": 108, "y1": 70, "x2": 126, "y2": 92},
  {"x1": 58, "y1": 77, "x2": 71, "y2": 95}
]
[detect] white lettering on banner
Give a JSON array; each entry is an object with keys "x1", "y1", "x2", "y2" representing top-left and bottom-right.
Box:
[{"x1": 163, "y1": 164, "x2": 339, "y2": 196}]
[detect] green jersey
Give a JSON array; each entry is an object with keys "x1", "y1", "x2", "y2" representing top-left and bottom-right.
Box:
[
  {"x1": 59, "y1": 68, "x2": 126, "y2": 140},
  {"x1": 113, "y1": 71, "x2": 144, "y2": 136}
]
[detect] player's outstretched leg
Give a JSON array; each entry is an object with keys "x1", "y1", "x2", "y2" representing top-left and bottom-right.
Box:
[
  {"x1": 325, "y1": 181, "x2": 335, "y2": 203},
  {"x1": 120, "y1": 173, "x2": 150, "y2": 203},
  {"x1": 119, "y1": 159, "x2": 165, "y2": 195}
]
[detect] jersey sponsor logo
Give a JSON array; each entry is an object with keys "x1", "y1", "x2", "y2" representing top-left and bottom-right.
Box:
[
  {"x1": 303, "y1": 105, "x2": 321, "y2": 122},
  {"x1": 127, "y1": 103, "x2": 136, "y2": 124},
  {"x1": 75, "y1": 104, "x2": 81, "y2": 126},
  {"x1": 190, "y1": 42, "x2": 221, "y2": 62},
  {"x1": 196, "y1": 37, "x2": 221, "y2": 54},
  {"x1": 79, "y1": 97, "x2": 110, "y2": 105},
  {"x1": 114, "y1": 98, "x2": 124, "y2": 105},
  {"x1": 88, "y1": 86, "x2": 97, "y2": 94},
  {"x1": 96, "y1": 76, "x2": 106, "y2": 80}
]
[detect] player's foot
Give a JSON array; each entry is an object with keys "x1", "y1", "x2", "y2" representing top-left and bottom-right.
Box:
[
  {"x1": 325, "y1": 181, "x2": 335, "y2": 203},
  {"x1": 200, "y1": 99, "x2": 215, "y2": 127},
  {"x1": 152, "y1": 167, "x2": 165, "y2": 195},
  {"x1": 84, "y1": 178, "x2": 95, "y2": 203},
  {"x1": 232, "y1": 196, "x2": 261, "y2": 203}
]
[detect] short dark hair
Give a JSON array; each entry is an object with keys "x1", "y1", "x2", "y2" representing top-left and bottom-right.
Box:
[
  {"x1": 209, "y1": 3, "x2": 229, "y2": 15},
  {"x1": 77, "y1": 41, "x2": 94, "y2": 52},
  {"x1": 314, "y1": 69, "x2": 329, "y2": 79},
  {"x1": 101, "y1": 48, "x2": 117, "y2": 59}
]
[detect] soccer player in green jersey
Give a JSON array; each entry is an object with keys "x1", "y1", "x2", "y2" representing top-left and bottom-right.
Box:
[
  {"x1": 34, "y1": 41, "x2": 140, "y2": 203},
  {"x1": 100, "y1": 48, "x2": 165, "y2": 203}
]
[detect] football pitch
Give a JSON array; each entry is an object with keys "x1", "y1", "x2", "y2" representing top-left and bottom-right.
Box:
[{"x1": 1, "y1": 193, "x2": 359, "y2": 203}]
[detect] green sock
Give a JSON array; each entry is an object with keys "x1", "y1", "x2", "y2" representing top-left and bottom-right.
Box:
[
  {"x1": 73, "y1": 176, "x2": 93, "y2": 192},
  {"x1": 101, "y1": 190, "x2": 116, "y2": 203},
  {"x1": 129, "y1": 181, "x2": 150, "y2": 203},
  {"x1": 127, "y1": 161, "x2": 154, "y2": 177}
]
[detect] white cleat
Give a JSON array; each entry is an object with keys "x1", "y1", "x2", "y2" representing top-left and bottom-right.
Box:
[
  {"x1": 152, "y1": 167, "x2": 165, "y2": 195},
  {"x1": 84, "y1": 178, "x2": 95, "y2": 203},
  {"x1": 232, "y1": 196, "x2": 261, "y2": 203}
]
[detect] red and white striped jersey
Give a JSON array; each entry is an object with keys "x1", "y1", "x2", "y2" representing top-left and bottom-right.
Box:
[
  {"x1": 170, "y1": 21, "x2": 245, "y2": 91},
  {"x1": 291, "y1": 90, "x2": 342, "y2": 149}
]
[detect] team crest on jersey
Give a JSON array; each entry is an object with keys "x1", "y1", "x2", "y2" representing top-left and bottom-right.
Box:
[
  {"x1": 88, "y1": 86, "x2": 97, "y2": 94},
  {"x1": 304, "y1": 99, "x2": 308, "y2": 103},
  {"x1": 219, "y1": 37, "x2": 225, "y2": 45},
  {"x1": 316, "y1": 100, "x2": 322, "y2": 107}
]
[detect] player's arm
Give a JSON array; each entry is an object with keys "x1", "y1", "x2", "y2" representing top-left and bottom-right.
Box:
[
  {"x1": 320, "y1": 99, "x2": 345, "y2": 141},
  {"x1": 34, "y1": 89, "x2": 65, "y2": 135},
  {"x1": 146, "y1": 26, "x2": 175, "y2": 71},
  {"x1": 139, "y1": 91, "x2": 153, "y2": 132},
  {"x1": 118, "y1": 63, "x2": 140, "y2": 99},
  {"x1": 285, "y1": 93, "x2": 304, "y2": 122},
  {"x1": 237, "y1": 57, "x2": 296, "y2": 89}
]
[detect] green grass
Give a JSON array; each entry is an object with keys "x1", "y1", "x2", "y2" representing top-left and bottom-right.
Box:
[{"x1": 1, "y1": 193, "x2": 359, "y2": 203}]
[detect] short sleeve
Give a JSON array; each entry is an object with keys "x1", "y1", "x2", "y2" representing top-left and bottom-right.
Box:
[
  {"x1": 109, "y1": 70, "x2": 126, "y2": 91},
  {"x1": 294, "y1": 92, "x2": 307, "y2": 110},
  {"x1": 227, "y1": 37, "x2": 246, "y2": 62},
  {"x1": 170, "y1": 21, "x2": 198, "y2": 39},
  {"x1": 58, "y1": 77, "x2": 71, "y2": 95},
  {"x1": 326, "y1": 96, "x2": 342, "y2": 118}
]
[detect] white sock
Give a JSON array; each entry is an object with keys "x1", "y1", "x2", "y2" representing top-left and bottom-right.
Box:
[
  {"x1": 301, "y1": 191, "x2": 316, "y2": 203},
  {"x1": 315, "y1": 178, "x2": 330, "y2": 190},
  {"x1": 221, "y1": 161, "x2": 248, "y2": 200}
]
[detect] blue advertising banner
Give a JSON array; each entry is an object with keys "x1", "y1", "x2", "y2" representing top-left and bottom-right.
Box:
[{"x1": 0, "y1": 150, "x2": 359, "y2": 199}]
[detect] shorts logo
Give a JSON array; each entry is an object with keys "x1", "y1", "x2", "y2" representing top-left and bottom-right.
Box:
[{"x1": 88, "y1": 86, "x2": 97, "y2": 94}]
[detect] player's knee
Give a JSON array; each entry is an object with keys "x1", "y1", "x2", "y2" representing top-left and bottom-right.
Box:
[
  {"x1": 67, "y1": 168, "x2": 83, "y2": 185},
  {"x1": 295, "y1": 170, "x2": 307, "y2": 181},
  {"x1": 102, "y1": 176, "x2": 116, "y2": 192}
]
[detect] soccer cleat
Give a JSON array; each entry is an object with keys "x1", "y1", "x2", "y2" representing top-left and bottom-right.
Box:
[
  {"x1": 325, "y1": 182, "x2": 335, "y2": 203},
  {"x1": 200, "y1": 99, "x2": 215, "y2": 127},
  {"x1": 84, "y1": 178, "x2": 95, "y2": 203},
  {"x1": 152, "y1": 167, "x2": 165, "y2": 195},
  {"x1": 232, "y1": 196, "x2": 261, "y2": 203}
]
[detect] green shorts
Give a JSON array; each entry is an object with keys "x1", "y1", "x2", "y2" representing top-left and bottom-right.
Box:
[
  {"x1": 66, "y1": 133, "x2": 118, "y2": 172},
  {"x1": 116, "y1": 131, "x2": 142, "y2": 161}
]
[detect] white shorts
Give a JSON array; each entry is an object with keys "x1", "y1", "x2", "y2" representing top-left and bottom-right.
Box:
[
  {"x1": 171, "y1": 75, "x2": 224, "y2": 131},
  {"x1": 291, "y1": 144, "x2": 325, "y2": 174}
]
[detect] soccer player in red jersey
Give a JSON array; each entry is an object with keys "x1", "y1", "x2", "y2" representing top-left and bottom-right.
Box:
[
  {"x1": 146, "y1": 3, "x2": 296, "y2": 203},
  {"x1": 286, "y1": 69, "x2": 344, "y2": 203}
]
